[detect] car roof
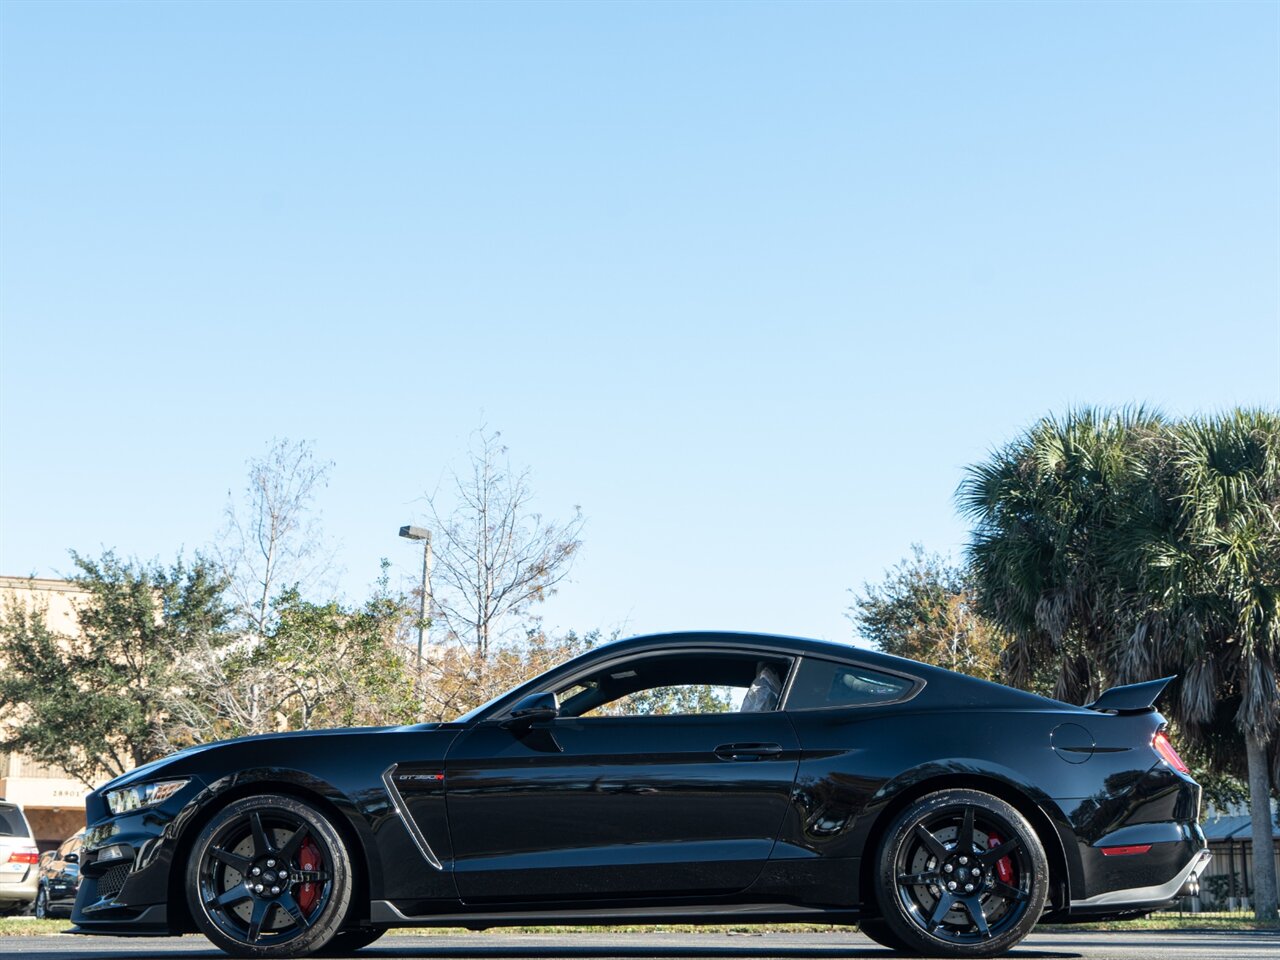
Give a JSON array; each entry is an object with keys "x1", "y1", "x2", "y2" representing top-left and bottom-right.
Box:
[{"x1": 593, "y1": 630, "x2": 1080, "y2": 713}]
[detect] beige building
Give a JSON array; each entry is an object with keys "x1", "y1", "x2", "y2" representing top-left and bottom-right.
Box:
[{"x1": 0, "y1": 576, "x2": 117, "y2": 850}]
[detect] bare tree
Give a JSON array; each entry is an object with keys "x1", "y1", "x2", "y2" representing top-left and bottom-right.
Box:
[
  {"x1": 217, "y1": 438, "x2": 335, "y2": 637},
  {"x1": 423, "y1": 430, "x2": 583, "y2": 661}
]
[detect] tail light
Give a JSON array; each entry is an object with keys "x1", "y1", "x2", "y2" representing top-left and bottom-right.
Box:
[
  {"x1": 1153, "y1": 729, "x2": 1190, "y2": 774},
  {"x1": 7, "y1": 849, "x2": 39, "y2": 865}
]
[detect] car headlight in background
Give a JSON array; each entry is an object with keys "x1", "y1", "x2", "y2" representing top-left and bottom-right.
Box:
[{"x1": 105, "y1": 779, "x2": 190, "y2": 815}]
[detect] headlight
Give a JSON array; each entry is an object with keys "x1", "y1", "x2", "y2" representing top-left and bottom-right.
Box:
[{"x1": 105, "y1": 779, "x2": 189, "y2": 815}]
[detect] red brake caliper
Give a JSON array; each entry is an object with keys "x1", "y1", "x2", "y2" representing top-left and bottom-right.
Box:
[
  {"x1": 988, "y1": 832, "x2": 1013, "y2": 883},
  {"x1": 296, "y1": 837, "x2": 322, "y2": 914}
]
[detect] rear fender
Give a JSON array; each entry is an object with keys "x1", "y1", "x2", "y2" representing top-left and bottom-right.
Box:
[{"x1": 849, "y1": 760, "x2": 1079, "y2": 910}]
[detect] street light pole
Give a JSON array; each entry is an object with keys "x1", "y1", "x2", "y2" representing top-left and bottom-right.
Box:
[{"x1": 398, "y1": 525, "x2": 432, "y2": 666}]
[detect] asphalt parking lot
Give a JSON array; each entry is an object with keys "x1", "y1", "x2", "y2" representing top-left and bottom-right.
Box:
[{"x1": 10, "y1": 930, "x2": 1280, "y2": 960}]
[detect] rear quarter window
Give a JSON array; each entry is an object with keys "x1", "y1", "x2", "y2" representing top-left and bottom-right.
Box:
[
  {"x1": 785, "y1": 658, "x2": 914, "y2": 709},
  {"x1": 0, "y1": 804, "x2": 31, "y2": 837}
]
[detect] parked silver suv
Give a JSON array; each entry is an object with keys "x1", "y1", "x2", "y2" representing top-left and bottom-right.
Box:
[{"x1": 0, "y1": 800, "x2": 39, "y2": 915}]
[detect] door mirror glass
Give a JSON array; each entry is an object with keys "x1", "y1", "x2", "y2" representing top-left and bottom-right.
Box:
[
  {"x1": 64, "y1": 852, "x2": 79, "y2": 864},
  {"x1": 507, "y1": 691, "x2": 559, "y2": 724}
]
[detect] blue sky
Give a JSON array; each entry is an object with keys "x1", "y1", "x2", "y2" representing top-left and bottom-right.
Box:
[{"x1": 1, "y1": 1, "x2": 1277, "y2": 646}]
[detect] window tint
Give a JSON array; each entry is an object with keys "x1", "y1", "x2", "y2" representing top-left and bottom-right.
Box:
[
  {"x1": 554, "y1": 653, "x2": 791, "y2": 718},
  {"x1": 0, "y1": 803, "x2": 31, "y2": 838},
  {"x1": 785, "y1": 658, "x2": 913, "y2": 709}
]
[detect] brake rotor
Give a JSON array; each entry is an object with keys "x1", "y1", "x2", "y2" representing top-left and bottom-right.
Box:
[
  {"x1": 224, "y1": 827, "x2": 295, "y2": 930},
  {"x1": 906, "y1": 824, "x2": 1018, "y2": 929}
]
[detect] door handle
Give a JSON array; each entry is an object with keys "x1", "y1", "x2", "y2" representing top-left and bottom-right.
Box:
[{"x1": 715, "y1": 742, "x2": 784, "y2": 761}]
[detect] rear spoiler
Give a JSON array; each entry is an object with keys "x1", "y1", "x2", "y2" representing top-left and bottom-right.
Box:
[{"x1": 1085, "y1": 676, "x2": 1175, "y2": 714}]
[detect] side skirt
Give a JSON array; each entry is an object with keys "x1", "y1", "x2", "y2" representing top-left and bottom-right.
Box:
[{"x1": 370, "y1": 900, "x2": 860, "y2": 929}]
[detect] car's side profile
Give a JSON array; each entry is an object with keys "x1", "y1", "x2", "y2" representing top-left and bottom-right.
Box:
[
  {"x1": 70, "y1": 632, "x2": 1209, "y2": 958},
  {"x1": 35, "y1": 828, "x2": 84, "y2": 919}
]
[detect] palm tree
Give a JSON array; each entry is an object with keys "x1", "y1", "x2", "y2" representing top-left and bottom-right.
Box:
[
  {"x1": 958, "y1": 407, "x2": 1163, "y2": 702},
  {"x1": 1118, "y1": 410, "x2": 1280, "y2": 920},
  {"x1": 961, "y1": 407, "x2": 1279, "y2": 920}
]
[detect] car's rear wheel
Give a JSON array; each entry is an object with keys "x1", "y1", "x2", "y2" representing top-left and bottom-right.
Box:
[
  {"x1": 186, "y1": 794, "x2": 353, "y2": 958},
  {"x1": 874, "y1": 789, "x2": 1047, "y2": 958},
  {"x1": 34, "y1": 886, "x2": 49, "y2": 920}
]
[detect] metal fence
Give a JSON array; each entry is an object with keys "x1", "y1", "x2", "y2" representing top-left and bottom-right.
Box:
[{"x1": 1157, "y1": 838, "x2": 1280, "y2": 916}]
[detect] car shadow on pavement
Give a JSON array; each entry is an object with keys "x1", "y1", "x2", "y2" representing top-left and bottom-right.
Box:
[
  {"x1": 42, "y1": 945, "x2": 1081, "y2": 960},
  {"x1": 347, "y1": 949, "x2": 1078, "y2": 960}
]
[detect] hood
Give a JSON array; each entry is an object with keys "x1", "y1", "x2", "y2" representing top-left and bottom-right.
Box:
[{"x1": 100, "y1": 722, "x2": 442, "y2": 792}]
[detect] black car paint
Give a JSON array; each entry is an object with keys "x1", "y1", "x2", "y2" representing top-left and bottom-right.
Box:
[
  {"x1": 37, "y1": 832, "x2": 83, "y2": 917},
  {"x1": 69, "y1": 631, "x2": 1206, "y2": 935}
]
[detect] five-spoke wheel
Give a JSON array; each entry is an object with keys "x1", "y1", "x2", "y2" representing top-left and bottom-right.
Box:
[
  {"x1": 187, "y1": 794, "x2": 353, "y2": 958},
  {"x1": 874, "y1": 789, "x2": 1047, "y2": 957}
]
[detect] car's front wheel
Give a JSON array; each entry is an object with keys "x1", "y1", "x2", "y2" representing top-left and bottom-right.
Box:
[
  {"x1": 34, "y1": 885, "x2": 49, "y2": 920},
  {"x1": 874, "y1": 788, "x2": 1048, "y2": 958},
  {"x1": 186, "y1": 794, "x2": 353, "y2": 958}
]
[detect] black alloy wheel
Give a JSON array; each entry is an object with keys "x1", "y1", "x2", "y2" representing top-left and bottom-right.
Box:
[
  {"x1": 34, "y1": 885, "x2": 49, "y2": 920},
  {"x1": 875, "y1": 789, "x2": 1047, "y2": 958},
  {"x1": 187, "y1": 794, "x2": 353, "y2": 958}
]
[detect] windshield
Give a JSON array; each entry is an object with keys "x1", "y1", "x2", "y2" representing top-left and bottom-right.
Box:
[
  {"x1": 0, "y1": 804, "x2": 31, "y2": 838},
  {"x1": 453, "y1": 688, "x2": 516, "y2": 724}
]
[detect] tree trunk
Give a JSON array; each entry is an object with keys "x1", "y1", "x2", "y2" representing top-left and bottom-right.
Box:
[{"x1": 1245, "y1": 730, "x2": 1278, "y2": 920}]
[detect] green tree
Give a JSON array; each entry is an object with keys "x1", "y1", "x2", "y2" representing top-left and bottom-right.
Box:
[
  {"x1": 174, "y1": 563, "x2": 424, "y2": 738},
  {"x1": 849, "y1": 545, "x2": 1006, "y2": 684},
  {"x1": 959, "y1": 407, "x2": 1164, "y2": 702},
  {"x1": 0, "y1": 551, "x2": 230, "y2": 787},
  {"x1": 1116, "y1": 410, "x2": 1280, "y2": 919},
  {"x1": 960, "y1": 407, "x2": 1280, "y2": 920}
]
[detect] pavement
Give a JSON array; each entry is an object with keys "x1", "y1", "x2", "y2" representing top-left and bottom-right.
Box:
[{"x1": 9, "y1": 930, "x2": 1280, "y2": 960}]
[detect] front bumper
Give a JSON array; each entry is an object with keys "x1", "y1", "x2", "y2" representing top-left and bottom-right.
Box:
[{"x1": 70, "y1": 778, "x2": 204, "y2": 934}]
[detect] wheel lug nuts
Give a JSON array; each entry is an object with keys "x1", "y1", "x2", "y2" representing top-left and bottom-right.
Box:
[
  {"x1": 253, "y1": 884, "x2": 263, "y2": 893},
  {"x1": 947, "y1": 881, "x2": 957, "y2": 891},
  {"x1": 278, "y1": 872, "x2": 288, "y2": 882},
  {"x1": 266, "y1": 859, "x2": 276, "y2": 867},
  {"x1": 958, "y1": 856, "x2": 969, "y2": 865},
  {"x1": 943, "y1": 864, "x2": 953, "y2": 874},
  {"x1": 972, "y1": 867, "x2": 982, "y2": 877},
  {"x1": 270, "y1": 886, "x2": 280, "y2": 895},
  {"x1": 964, "y1": 883, "x2": 975, "y2": 892},
  {"x1": 251, "y1": 867, "x2": 260, "y2": 876}
]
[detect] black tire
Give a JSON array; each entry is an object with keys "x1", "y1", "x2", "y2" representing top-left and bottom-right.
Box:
[
  {"x1": 186, "y1": 794, "x2": 354, "y2": 958},
  {"x1": 874, "y1": 789, "x2": 1047, "y2": 959},
  {"x1": 858, "y1": 917, "x2": 915, "y2": 954},
  {"x1": 34, "y1": 885, "x2": 48, "y2": 920},
  {"x1": 316, "y1": 927, "x2": 386, "y2": 954}
]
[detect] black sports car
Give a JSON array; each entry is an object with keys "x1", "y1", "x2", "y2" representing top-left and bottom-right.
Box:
[{"x1": 71, "y1": 632, "x2": 1208, "y2": 958}]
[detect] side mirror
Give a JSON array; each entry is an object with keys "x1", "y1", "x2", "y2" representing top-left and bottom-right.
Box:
[
  {"x1": 64, "y1": 852, "x2": 79, "y2": 864},
  {"x1": 505, "y1": 691, "x2": 559, "y2": 727}
]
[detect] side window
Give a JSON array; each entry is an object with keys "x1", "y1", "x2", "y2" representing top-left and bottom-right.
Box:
[
  {"x1": 784, "y1": 658, "x2": 913, "y2": 709},
  {"x1": 554, "y1": 653, "x2": 791, "y2": 718}
]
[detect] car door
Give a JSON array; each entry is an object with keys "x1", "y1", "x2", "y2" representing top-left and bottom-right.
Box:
[
  {"x1": 443, "y1": 649, "x2": 801, "y2": 903},
  {"x1": 49, "y1": 834, "x2": 82, "y2": 909}
]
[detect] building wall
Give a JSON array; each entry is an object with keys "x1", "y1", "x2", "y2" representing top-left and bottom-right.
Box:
[{"x1": 0, "y1": 576, "x2": 118, "y2": 850}]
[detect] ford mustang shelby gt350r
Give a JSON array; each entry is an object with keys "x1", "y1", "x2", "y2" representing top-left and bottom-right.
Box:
[{"x1": 71, "y1": 632, "x2": 1208, "y2": 957}]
